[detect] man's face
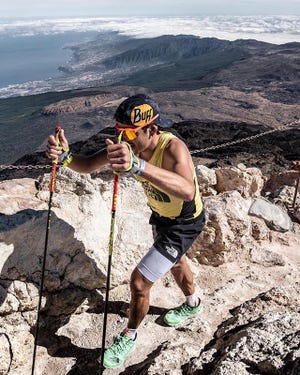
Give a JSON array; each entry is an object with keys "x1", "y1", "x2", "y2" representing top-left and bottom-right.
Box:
[
  {"x1": 129, "y1": 126, "x2": 152, "y2": 154},
  {"x1": 114, "y1": 123, "x2": 144, "y2": 142}
]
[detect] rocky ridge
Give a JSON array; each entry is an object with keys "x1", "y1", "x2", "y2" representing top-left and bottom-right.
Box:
[{"x1": 0, "y1": 160, "x2": 299, "y2": 374}]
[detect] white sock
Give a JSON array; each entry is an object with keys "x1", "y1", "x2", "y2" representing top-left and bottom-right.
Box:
[
  {"x1": 185, "y1": 294, "x2": 199, "y2": 307},
  {"x1": 124, "y1": 328, "x2": 137, "y2": 340}
]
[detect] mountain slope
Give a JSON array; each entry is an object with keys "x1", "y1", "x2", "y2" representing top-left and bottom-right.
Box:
[{"x1": 0, "y1": 35, "x2": 299, "y2": 167}]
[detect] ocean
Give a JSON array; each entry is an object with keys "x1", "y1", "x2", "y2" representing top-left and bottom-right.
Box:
[
  {"x1": 0, "y1": 15, "x2": 299, "y2": 98},
  {"x1": 0, "y1": 32, "x2": 98, "y2": 88}
]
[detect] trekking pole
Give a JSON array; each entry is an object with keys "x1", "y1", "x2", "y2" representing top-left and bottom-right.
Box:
[
  {"x1": 99, "y1": 134, "x2": 122, "y2": 374},
  {"x1": 31, "y1": 126, "x2": 61, "y2": 375},
  {"x1": 292, "y1": 170, "x2": 300, "y2": 210}
]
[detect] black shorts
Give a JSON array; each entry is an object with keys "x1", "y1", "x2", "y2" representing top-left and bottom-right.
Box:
[{"x1": 149, "y1": 210, "x2": 205, "y2": 263}]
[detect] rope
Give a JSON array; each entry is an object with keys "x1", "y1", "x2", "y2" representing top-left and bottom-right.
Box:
[{"x1": 0, "y1": 120, "x2": 299, "y2": 171}]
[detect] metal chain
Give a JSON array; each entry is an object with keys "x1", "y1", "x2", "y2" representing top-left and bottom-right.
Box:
[
  {"x1": 190, "y1": 119, "x2": 299, "y2": 155},
  {"x1": 0, "y1": 164, "x2": 51, "y2": 170},
  {"x1": 0, "y1": 120, "x2": 299, "y2": 170}
]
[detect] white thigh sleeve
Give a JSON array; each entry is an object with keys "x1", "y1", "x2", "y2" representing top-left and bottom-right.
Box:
[{"x1": 136, "y1": 246, "x2": 176, "y2": 283}]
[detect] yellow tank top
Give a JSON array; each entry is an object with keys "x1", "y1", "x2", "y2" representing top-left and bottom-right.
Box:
[{"x1": 136, "y1": 131, "x2": 203, "y2": 219}]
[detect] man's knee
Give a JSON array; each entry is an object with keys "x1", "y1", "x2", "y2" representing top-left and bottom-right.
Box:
[
  {"x1": 130, "y1": 268, "x2": 153, "y2": 295},
  {"x1": 171, "y1": 255, "x2": 186, "y2": 274}
]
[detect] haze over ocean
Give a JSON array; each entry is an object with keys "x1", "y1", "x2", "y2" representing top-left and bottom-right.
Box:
[{"x1": 0, "y1": 15, "x2": 299, "y2": 97}]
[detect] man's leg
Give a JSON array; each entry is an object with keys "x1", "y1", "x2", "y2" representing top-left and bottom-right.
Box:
[
  {"x1": 103, "y1": 246, "x2": 171, "y2": 369},
  {"x1": 170, "y1": 255, "x2": 195, "y2": 296},
  {"x1": 127, "y1": 268, "x2": 154, "y2": 329},
  {"x1": 164, "y1": 255, "x2": 201, "y2": 326},
  {"x1": 102, "y1": 268, "x2": 153, "y2": 369}
]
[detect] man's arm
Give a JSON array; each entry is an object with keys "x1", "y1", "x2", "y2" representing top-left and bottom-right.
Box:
[
  {"x1": 106, "y1": 137, "x2": 195, "y2": 201},
  {"x1": 141, "y1": 138, "x2": 196, "y2": 201},
  {"x1": 46, "y1": 129, "x2": 108, "y2": 173},
  {"x1": 47, "y1": 130, "x2": 195, "y2": 200},
  {"x1": 67, "y1": 151, "x2": 108, "y2": 173}
]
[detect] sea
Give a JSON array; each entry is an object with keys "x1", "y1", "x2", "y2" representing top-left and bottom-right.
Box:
[
  {"x1": 0, "y1": 32, "x2": 98, "y2": 88},
  {"x1": 0, "y1": 15, "x2": 299, "y2": 98}
]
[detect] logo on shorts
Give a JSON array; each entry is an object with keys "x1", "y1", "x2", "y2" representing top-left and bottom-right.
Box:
[{"x1": 165, "y1": 245, "x2": 178, "y2": 259}]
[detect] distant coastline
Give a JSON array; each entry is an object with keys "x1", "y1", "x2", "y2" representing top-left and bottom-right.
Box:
[
  {"x1": 0, "y1": 15, "x2": 299, "y2": 98},
  {"x1": 0, "y1": 32, "x2": 98, "y2": 88}
]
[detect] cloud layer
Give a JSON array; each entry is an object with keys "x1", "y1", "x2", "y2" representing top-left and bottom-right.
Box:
[{"x1": 1, "y1": 15, "x2": 299, "y2": 44}]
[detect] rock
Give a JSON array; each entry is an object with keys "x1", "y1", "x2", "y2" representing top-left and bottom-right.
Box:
[
  {"x1": 262, "y1": 170, "x2": 299, "y2": 195},
  {"x1": 41, "y1": 93, "x2": 120, "y2": 115},
  {"x1": 0, "y1": 333, "x2": 11, "y2": 375},
  {"x1": 189, "y1": 191, "x2": 252, "y2": 265},
  {"x1": 250, "y1": 216, "x2": 270, "y2": 241},
  {"x1": 144, "y1": 340, "x2": 200, "y2": 375},
  {"x1": 249, "y1": 197, "x2": 292, "y2": 232},
  {"x1": 187, "y1": 285, "x2": 300, "y2": 374},
  {"x1": 0, "y1": 178, "x2": 46, "y2": 214},
  {"x1": 1, "y1": 164, "x2": 299, "y2": 375},
  {"x1": 267, "y1": 186, "x2": 300, "y2": 219},
  {"x1": 249, "y1": 246, "x2": 285, "y2": 267},
  {"x1": 0, "y1": 169, "x2": 153, "y2": 293},
  {"x1": 294, "y1": 204, "x2": 300, "y2": 222},
  {"x1": 215, "y1": 164, "x2": 264, "y2": 198},
  {"x1": 196, "y1": 165, "x2": 217, "y2": 196}
]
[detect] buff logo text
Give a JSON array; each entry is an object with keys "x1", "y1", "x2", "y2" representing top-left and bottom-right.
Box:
[{"x1": 133, "y1": 108, "x2": 153, "y2": 124}]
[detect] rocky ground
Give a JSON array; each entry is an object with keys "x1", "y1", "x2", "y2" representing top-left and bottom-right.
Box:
[{"x1": 0, "y1": 161, "x2": 299, "y2": 375}]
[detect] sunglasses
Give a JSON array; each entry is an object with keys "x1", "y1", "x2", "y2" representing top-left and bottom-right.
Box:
[
  {"x1": 114, "y1": 123, "x2": 144, "y2": 141},
  {"x1": 114, "y1": 114, "x2": 159, "y2": 141}
]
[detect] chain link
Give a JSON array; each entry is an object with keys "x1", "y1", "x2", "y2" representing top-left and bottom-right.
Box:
[
  {"x1": 190, "y1": 120, "x2": 299, "y2": 155},
  {"x1": 0, "y1": 164, "x2": 51, "y2": 171},
  {"x1": 0, "y1": 120, "x2": 299, "y2": 171}
]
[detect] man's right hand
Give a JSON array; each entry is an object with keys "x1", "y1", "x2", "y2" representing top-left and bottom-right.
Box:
[
  {"x1": 105, "y1": 138, "x2": 133, "y2": 172},
  {"x1": 46, "y1": 128, "x2": 69, "y2": 161}
]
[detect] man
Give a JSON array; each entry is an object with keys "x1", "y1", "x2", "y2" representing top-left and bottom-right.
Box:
[{"x1": 46, "y1": 94, "x2": 205, "y2": 369}]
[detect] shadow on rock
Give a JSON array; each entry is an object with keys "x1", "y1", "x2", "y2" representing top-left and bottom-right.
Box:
[
  {"x1": 0, "y1": 209, "x2": 106, "y2": 371},
  {"x1": 120, "y1": 342, "x2": 167, "y2": 375},
  {"x1": 0, "y1": 209, "x2": 172, "y2": 374}
]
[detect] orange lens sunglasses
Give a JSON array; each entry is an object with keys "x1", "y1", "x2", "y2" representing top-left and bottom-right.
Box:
[
  {"x1": 114, "y1": 123, "x2": 144, "y2": 141},
  {"x1": 114, "y1": 114, "x2": 159, "y2": 141}
]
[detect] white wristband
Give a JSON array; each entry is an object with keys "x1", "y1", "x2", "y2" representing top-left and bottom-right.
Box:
[{"x1": 136, "y1": 159, "x2": 146, "y2": 175}]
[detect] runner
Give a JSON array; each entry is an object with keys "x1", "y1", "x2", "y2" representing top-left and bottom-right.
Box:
[{"x1": 46, "y1": 94, "x2": 205, "y2": 369}]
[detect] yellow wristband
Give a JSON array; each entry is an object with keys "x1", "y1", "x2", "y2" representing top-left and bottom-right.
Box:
[{"x1": 61, "y1": 152, "x2": 73, "y2": 167}]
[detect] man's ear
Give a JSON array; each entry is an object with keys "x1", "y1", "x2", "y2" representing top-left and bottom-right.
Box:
[{"x1": 150, "y1": 124, "x2": 159, "y2": 135}]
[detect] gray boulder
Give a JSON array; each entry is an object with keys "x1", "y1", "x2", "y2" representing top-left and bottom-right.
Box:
[{"x1": 249, "y1": 197, "x2": 292, "y2": 232}]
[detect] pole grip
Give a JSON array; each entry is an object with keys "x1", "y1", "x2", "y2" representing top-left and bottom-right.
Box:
[
  {"x1": 111, "y1": 174, "x2": 119, "y2": 212},
  {"x1": 49, "y1": 126, "x2": 61, "y2": 193}
]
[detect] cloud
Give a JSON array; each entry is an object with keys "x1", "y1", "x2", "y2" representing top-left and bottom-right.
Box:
[
  {"x1": 1, "y1": 16, "x2": 299, "y2": 44},
  {"x1": 0, "y1": 0, "x2": 299, "y2": 17}
]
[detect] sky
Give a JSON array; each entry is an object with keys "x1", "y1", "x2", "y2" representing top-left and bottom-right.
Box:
[{"x1": 1, "y1": 0, "x2": 299, "y2": 18}]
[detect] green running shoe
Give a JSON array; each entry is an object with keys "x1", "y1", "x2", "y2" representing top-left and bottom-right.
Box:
[
  {"x1": 164, "y1": 301, "x2": 202, "y2": 326},
  {"x1": 103, "y1": 333, "x2": 136, "y2": 369}
]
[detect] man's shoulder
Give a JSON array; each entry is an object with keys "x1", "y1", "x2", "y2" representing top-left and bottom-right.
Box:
[{"x1": 165, "y1": 135, "x2": 189, "y2": 153}]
